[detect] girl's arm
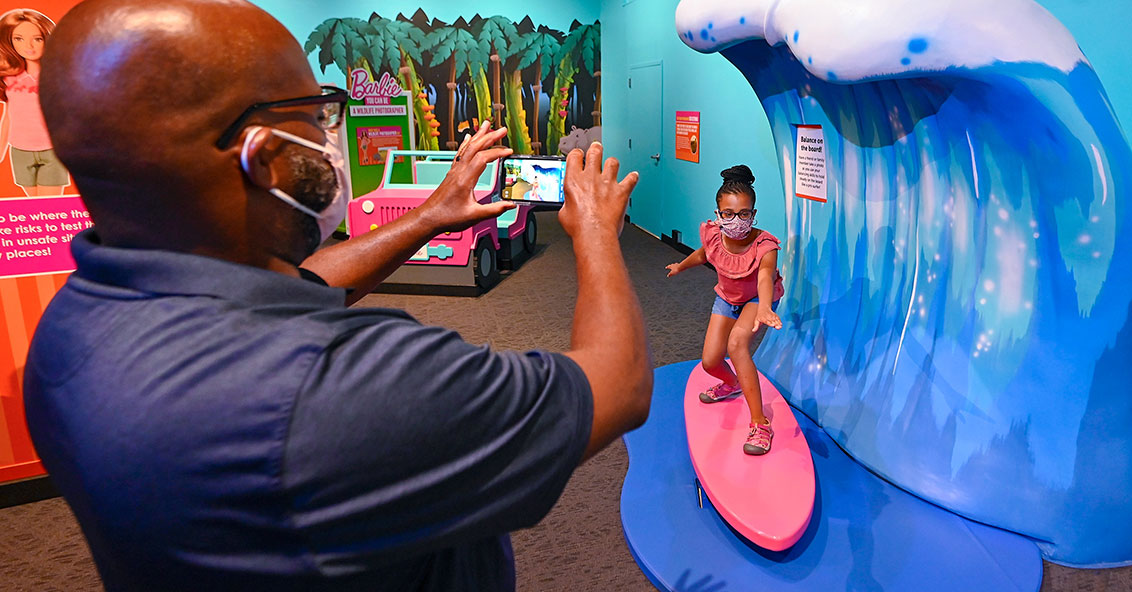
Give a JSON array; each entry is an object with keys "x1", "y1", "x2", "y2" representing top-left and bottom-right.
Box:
[
  {"x1": 666, "y1": 247, "x2": 706, "y2": 277},
  {"x1": 754, "y1": 250, "x2": 783, "y2": 330}
]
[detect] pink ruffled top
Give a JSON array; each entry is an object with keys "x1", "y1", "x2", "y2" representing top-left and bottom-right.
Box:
[
  {"x1": 700, "y1": 221, "x2": 784, "y2": 306},
  {"x1": 3, "y1": 71, "x2": 51, "y2": 152}
]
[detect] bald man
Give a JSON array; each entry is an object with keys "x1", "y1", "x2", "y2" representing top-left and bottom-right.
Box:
[{"x1": 22, "y1": 1, "x2": 651, "y2": 590}]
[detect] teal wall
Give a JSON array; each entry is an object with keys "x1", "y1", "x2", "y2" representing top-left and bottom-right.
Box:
[
  {"x1": 600, "y1": 0, "x2": 1132, "y2": 249},
  {"x1": 600, "y1": 0, "x2": 787, "y2": 244},
  {"x1": 254, "y1": 0, "x2": 600, "y2": 89},
  {"x1": 1041, "y1": 0, "x2": 1132, "y2": 141}
]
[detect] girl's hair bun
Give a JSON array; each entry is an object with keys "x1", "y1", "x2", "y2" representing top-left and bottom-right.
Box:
[{"x1": 720, "y1": 165, "x2": 755, "y2": 186}]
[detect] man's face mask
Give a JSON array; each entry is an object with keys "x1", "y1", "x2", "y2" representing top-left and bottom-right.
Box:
[{"x1": 240, "y1": 126, "x2": 348, "y2": 244}]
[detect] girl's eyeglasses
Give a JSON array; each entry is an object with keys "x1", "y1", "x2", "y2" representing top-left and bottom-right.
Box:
[{"x1": 716, "y1": 209, "x2": 754, "y2": 221}]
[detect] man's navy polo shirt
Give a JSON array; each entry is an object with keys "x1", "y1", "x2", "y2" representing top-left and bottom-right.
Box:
[{"x1": 24, "y1": 230, "x2": 593, "y2": 591}]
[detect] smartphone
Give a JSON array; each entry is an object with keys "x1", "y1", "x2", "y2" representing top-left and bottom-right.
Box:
[{"x1": 498, "y1": 155, "x2": 567, "y2": 205}]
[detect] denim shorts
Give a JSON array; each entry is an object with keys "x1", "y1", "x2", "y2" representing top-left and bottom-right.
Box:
[{"x1": 711, "y1": 295, "x2": 778, "y2": 320}]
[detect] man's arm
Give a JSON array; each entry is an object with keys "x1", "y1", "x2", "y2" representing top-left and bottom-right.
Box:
[
  {"x1": 301, "y1": 124, "x2": 516, "y2": 305},
  {"x1": 559, "y1": 142, "x2": 653, "y2": 461}
]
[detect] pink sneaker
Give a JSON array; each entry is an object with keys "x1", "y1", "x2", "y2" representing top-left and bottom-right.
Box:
[
  {"x1": 699, "y1": 381, "x2": 742, "y2": 403},
  {"x1": 744, "y1": 422, "x2": 773, "y2": 455}
]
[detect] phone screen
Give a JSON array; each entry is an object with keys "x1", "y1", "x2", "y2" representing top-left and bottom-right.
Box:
[{"x1": 500, "y1": 157, "x2": 566, "y2": 204}]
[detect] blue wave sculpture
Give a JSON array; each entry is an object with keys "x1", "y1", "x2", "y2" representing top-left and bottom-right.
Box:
[{"x1": 676, "y1": 0, "x2": 1132, "y2": 566}]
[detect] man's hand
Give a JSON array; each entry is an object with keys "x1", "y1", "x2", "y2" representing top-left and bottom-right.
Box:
[
  {"x1": 417, "y1": 122, "x2": 516, "y2": 233},
  {"x1": 559, "y1": 141, "x2": 651, "y2": 461},
  {"x1": 665, "y1": 263, "x2": 682, "y2": 277},
  {"x1": 559, "y1": 142, "x2": 638, "y2": 240}
]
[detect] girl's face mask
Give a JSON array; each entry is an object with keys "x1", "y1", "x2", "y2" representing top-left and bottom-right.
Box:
[{"x1": 717, "y1": 214, "x2": 754, "y2": 240}]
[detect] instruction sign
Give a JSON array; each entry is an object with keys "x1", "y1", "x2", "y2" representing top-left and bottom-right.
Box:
[
  {"x1": 794, "y1": 124, "x2": 827, "y2": 202},
  {"x1": 675, "y1": 111, "x2": 700, "y2": 163},
  {"x1": 356, "y1": 126, "x2": 405, "y2": 167},
  {"x1": 0, "y1": 1, "x2": 86, "y2": 487}
]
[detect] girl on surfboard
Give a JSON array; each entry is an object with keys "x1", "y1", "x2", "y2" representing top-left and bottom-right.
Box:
[{"x1": 666, "y1": 165, "x2": 784, "y2": 455}]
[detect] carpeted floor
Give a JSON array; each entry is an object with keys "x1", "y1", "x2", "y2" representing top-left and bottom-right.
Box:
[{"x1": 1, "y1": 213, "x2": 1129, "y2": 591}]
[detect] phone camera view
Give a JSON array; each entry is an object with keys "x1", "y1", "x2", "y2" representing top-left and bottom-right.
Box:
[{"x1": 501, "y1": 158, "x2": 566, "y2": 204}]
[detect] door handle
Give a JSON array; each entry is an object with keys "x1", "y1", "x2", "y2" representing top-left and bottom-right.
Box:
[{"x1": 650, "y1": 153, "x2": 660, "y2": 162}]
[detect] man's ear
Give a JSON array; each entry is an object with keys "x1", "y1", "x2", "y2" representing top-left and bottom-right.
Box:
[{"x1": 238, "y1": 126, "x2": 277, "y2": 190}]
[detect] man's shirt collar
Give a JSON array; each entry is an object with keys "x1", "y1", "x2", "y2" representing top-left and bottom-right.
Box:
[{"x1": 70, "y1": 229, "x2": 346, "y2": 308}]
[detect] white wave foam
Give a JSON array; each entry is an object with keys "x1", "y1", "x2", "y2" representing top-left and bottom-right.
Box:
[{"x1": 674, "y1": 0, "x2": 1086, "y2": 81}]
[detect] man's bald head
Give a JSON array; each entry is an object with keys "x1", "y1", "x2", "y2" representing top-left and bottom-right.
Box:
[{"x1": 41, "y1": 0, "x2": 319, "y2": 202}]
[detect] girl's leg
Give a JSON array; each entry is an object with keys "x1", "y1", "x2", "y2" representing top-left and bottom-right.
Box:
[
  {"x1": 729, "y1": 302, "x2": 768, "y2": 425},
  {"x1": 702, "y1": 313, "x2": 738, "y2": 385}
]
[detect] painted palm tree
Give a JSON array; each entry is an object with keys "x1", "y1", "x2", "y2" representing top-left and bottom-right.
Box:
[
  {"x1": 474, "y1": 16, "x2": 518, "y2": 129},
  {"x1": 364, "y1": 14, "x2": 437, "y2": 149},
  {"x1": 512, "y1": 27, "x2": 562, "y2": 154},
  {"x1": 426, "y1": 25, "x2": 485, "y2": 149},
  {"x1": 547, "y1": 21, "x2": 601, "y2": 155},
  {"x1": 305, "y1": 17, "x2": 372, "y2": 78},
  {"x1": 307, "y1": 17, "x2": 441, "y2": 151},
  {"x1": 469, "y1": 63, "x2": 493, "y2": 128},
  {"x1": 361, "y1": 14, "x2": 424, "y2": 74}
]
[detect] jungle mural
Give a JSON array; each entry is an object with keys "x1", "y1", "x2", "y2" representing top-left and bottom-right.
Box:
[{"x1": 305, "y1": 10, "x2": 600, "y2": 156}]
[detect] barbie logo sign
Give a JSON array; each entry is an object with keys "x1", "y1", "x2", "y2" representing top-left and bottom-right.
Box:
[{"x1": 349, "y1": 69, "x2": 403, "y2": 104}]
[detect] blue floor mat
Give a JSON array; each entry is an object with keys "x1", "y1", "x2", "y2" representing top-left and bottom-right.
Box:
[{"x1": 620, "y1": 360, "x2": 1043, "y2": 592}]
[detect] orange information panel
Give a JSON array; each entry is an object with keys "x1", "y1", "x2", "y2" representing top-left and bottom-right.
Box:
[
  {"x1": 675, "y1": 110, "x2": 700, "y2": 163},
  {"x1": 1, "y1": 0, "x2": 85, "y2": 485}
]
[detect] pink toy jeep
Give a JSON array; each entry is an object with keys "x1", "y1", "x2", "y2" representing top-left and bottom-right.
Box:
[{"x1": 346, "y1": 150, "x2": 537, "y2": 294}]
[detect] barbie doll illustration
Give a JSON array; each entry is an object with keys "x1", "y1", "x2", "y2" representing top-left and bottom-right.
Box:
[{"x1": 0, "y1": 8, "x2": 69, "y2": 196}]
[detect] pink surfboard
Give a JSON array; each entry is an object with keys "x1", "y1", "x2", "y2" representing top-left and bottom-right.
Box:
[{"x1": 684, "y1": 362, "x2": 815, "y2": 551}]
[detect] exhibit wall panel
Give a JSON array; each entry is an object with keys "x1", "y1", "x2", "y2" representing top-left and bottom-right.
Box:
[
  {"x1": 259, "y1": 0, "x2": 600, "y2": 90},
  {"x1": 255, "y1": 0, "x2": 602, "y2": 164},
  {"x1": 0, "y1": 0, "x2": 85, "y2": 487}
]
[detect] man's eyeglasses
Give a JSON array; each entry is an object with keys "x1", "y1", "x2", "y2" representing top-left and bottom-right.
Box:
[
  {"x1": 215, "y1": 85, "x2": 348, "y2": 149},
  {"x1": 716, "y1": 209, "x2": 754, "y2": 221}
]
